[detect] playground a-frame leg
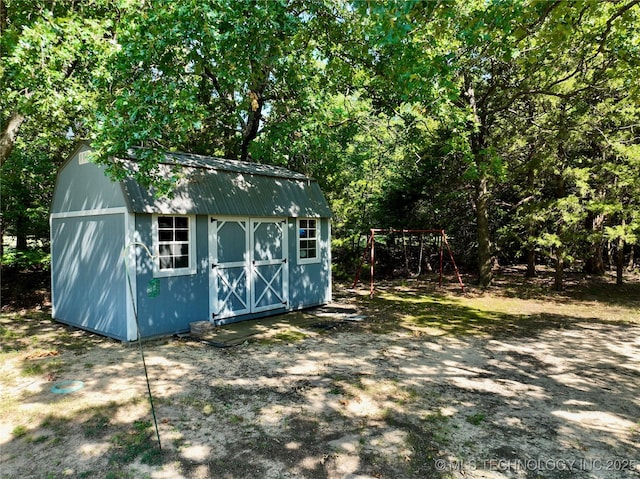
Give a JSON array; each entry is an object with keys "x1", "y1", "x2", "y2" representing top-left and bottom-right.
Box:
[{"x1": 352, "y1": 229, "x2": 465, "y2": 297}]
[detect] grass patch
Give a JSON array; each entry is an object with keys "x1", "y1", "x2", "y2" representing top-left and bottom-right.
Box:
[
  {"x1": 11, "y1": 425, "x2": 28, "y2": 438},
  {"x1": 109, "y1": 420, "x2": 162, "y2": 466},
  {"x1": 21, "y1": 362, "x2": 45, "y2": 376},
  {"x1": 465, "y1": 413, "x2": 486, "y2": 426},
  {"x1": 356, "y1": 279, "x2": 640, "y2": 339},
  {"x1": 82, "y1": 412, "x2": 112, "y2": 438}
]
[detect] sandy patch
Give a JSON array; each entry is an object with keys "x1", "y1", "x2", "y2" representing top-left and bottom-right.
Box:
[{"x1": 1, "y1": 311, "x2": 639, "y2": 478}]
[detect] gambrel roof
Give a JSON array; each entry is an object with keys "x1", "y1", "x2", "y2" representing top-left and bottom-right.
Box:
[{"x1": 117, "y1": 149, "x2": 332, "y2": 218}]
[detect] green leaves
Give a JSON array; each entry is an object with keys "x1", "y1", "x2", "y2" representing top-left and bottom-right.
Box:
[{"x1": 3, "y1": 0, "x2": 640, "y2": 283}]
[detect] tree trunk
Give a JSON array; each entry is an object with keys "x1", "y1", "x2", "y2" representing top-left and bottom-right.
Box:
[
  {"x1": 240, "y1": 60, "x2": 268, "y2": 161},
  {"x1": 526, "y1": 247, "x2": 537, "y2": 277},
  {"x1": 554, "y1": 246, "x2": 564, "y2": 291},
  {"x1": 524, "y1": 164, "x2": 537, "y2": 278},
  {"x1": 240, "y1": 89, "x2": 263, "y2": 161},
  {"x1": 0, "y1": 112, "x2": 26, "y2": 167},
  {"x1": 464, "y1": 77, "x2": 493, "y2": 288},
  {"x1": 475, "y1": 174, "x2": 493, "y2": 287},
  {"x1": 616, "y1": 218, "x2": 626, "y2": 285},
  {"x1": 616, "y1": 238, "x2": 625, "y2": 285},
  {"x1": 0, "y1": 215, "x2": 4, "y2": 258},
  {"x1": 584, "y1": 213, "x2": 606, "y2": 274},
  {"x1": 0, "y1": 0, "x2": 7, "y2": 35},
  {"x1": 628, "y1": 245, "x2": 635, "y2": 271}
]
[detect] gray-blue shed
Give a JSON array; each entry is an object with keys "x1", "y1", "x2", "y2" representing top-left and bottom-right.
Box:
[{"x1": 50, "y1": 143, "x2": 332, "y2": 341}]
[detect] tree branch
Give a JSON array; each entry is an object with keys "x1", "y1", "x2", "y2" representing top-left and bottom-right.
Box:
[
  {"x1": 514, "y1": 1, "x2": 563, "y2": 44},
  {"x1": 594, "y1": 0, "x2": 640, "y2": 58},
  {"x1": 0, "y1": 112, "x2": 26, "y2": 167}
]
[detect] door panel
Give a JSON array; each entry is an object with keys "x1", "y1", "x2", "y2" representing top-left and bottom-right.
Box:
[
  {"x1": 210, "y1": 217, "x2": 288, "y2": 319},
  {"x1": 215, "y1": 266, "x2": 249, "y2": 317},
  {"x1": 253, "y1": 221, "x2": 283, "y2": 261},
  {"x1": 253, "y1": 263, "x2": 285, "y2": 311},
  {"x1": 251, "y1": 219, "x2": 289, "y2": 313},
  {"x1": 211, "y1": 219, "x2": 250, "y2": 318}
]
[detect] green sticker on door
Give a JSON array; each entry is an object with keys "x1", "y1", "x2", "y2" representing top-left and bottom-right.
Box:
[{"x1": 147, "y1": 278, "x2": 160, "y2": 298}]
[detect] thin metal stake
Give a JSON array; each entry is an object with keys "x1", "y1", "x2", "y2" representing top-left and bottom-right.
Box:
[{"x1": 123, "y1": 243, "x2": 162, "y2": 450}]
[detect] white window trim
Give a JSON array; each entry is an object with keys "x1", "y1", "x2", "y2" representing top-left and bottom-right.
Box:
[
  {"x1": 152, "y1": 214, "x2": 197, "y2": 277},
  {"x1": 297, "y1": 218, "x2": 320, "y2": 265}
]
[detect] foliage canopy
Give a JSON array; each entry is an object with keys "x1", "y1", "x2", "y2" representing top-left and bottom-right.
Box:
[{"x1": 2, "y1": 0, "x2": 640, "y2": 288}]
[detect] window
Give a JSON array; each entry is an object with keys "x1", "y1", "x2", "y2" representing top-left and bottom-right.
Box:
[
  {"x1": 78, "y1": 150, "x2": 90, "y2": 165},
  {"x1": 298, "y1": 218, "x2": 319, "y2": 264},
  {"x1": 154, "y1": 215, "x2": 196, "y2": 276}
]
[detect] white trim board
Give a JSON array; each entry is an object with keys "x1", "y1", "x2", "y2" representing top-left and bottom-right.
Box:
[{"x1": 50, "y1": 207, "x2": 129, "y2": 219}]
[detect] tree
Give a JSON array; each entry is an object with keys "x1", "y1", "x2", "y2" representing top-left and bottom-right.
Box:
[
  {"x1": 356, "y1": 0, "x2": 640, "y2": 287},
  {"x1": 0, "y1": 0, "x2": 116, "y2": 166},
  {"x1": 91, "y1": 0, "x2": 341, "y2": 192},
  {"x1": 0, "y1": 0, "x2": 119, "y2": 253}
]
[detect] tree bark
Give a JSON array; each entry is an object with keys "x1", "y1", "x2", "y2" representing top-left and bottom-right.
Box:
[
  {"x1": 0, "y1": 112, "x2": 26, "y2": 167},
  {"x1": 526, "y1": 247, "x2": 537, "y2": 277},
  {"x1": 523, "y1": 163, "x2": 537, "y2": 278},
  {"x1": 240, "y1": 89, "x2": 264, "y2": 161},
  {"x1": 0, "y1": 215, "x2": 4, "y2": 259},
  {"x1": 616, "y1": 218, "x2": 626, "y2": 285},
  {"x1": 553, "y1": 173, "x2": 566, "y2": 291},
  {"x1": 584, "y1": 212, "x2": 606, "y2": 275},
  {"x1": 475, "y1": 175, "x2": 493, "y2": 287},
  {"x1": 0, "y1": 0, "x2": 7, "y2": 35},
  {"x1": 554, "y1": 246, "x2": 564, "y2": 291},
  {"x1": 465, "y1": 77, "x2": 493, "y2": 288},
  {"x1": 240, "y1": 60, "x2": 268, "y2": 161},
  {"x1": 616, "y1": 238, "x2": 625, "y2": 285}
]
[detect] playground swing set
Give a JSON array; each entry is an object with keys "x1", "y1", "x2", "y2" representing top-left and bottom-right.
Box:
[{"x1": 353, "y1": 228, "x2": 465, "y2": 297}]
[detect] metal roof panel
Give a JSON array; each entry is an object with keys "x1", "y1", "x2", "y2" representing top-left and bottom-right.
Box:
[{"x1": 120, "y1": 156, "x2": 332, "y2": 218}]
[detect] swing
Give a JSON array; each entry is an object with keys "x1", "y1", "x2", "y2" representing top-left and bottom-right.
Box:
[{"x1": 353, "y1": 228, "x2": 465, "y2": 297}]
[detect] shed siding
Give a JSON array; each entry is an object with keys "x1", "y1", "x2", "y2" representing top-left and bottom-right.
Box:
[
  {"x1": 52, "y1": 144, "x2": 127, "y2": 214},
  {"x1": 287, "y1": 218, "x2": 332, "y2": 309},
  {"x1": 51, "y1": 213, "x2": 128, "y2": 340},
  {"x1": 133, "y1": 215, "x2": 209, "y2": 337}
]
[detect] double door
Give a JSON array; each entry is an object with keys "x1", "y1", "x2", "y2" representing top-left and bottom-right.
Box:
[{"x1": 210, "y1": 218, "x2": 288, "y2": 320}]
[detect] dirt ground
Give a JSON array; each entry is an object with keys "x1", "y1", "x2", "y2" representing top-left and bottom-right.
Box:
[{"x1": 1, "y1": 275, "x2": 640, "y2": 479}]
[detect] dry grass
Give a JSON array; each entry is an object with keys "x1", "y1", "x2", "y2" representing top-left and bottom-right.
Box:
[{"x1": 1, "y1": 269, "x2": 639, "y2": 479}]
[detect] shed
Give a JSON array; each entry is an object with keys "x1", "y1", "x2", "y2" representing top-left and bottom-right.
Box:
[{"x1": 50, "y1": 143, "x2": 332, "y2": 341}]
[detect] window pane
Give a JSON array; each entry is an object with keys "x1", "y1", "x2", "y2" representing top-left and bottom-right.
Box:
[
  {"x1": 175, "y1": 230, "x2": 188, "y2": 242},
  {"x1": 158, "y1": 216, "x2": 173, "y2": 228},
  {"x1": 298, "y1": 218, "x2": 319, "y2": 262},
  {"x1": 159, "y1": 256, "x2": 173, "y2": 269},
  {"x1": 156, "y1": 215, "x2": 193, "y2": 272},
  {"x1": 159, "y1": 230, "x2": 173, "y2": 242},
  {"x1": 174, "y1": 255, "x2": 189, "y2": 269}
]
